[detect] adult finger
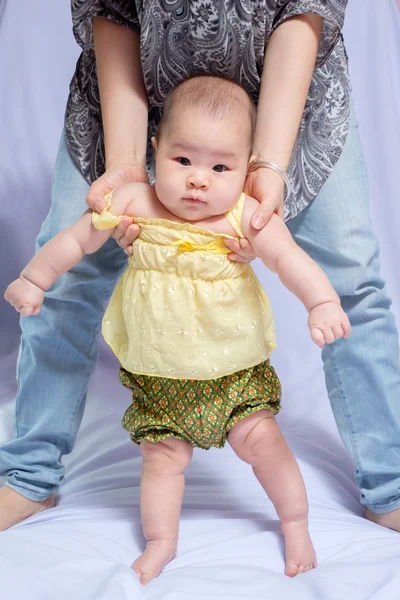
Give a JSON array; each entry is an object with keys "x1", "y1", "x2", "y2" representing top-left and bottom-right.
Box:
[
  {"x1": 111, "y1": 217, "x2": 134, "y2": 243},
  {"x1": 227, "y1": 253, "x2": 252, "y2": 263},
  {"x1": 224, "y1": 238, "x2": 255, "y2": 263},
  {"x1": 223, "y1": 238, "x2": 241, "y2": 254},
  {"x1": 239, "y1": 238, "x2": 256, "y2": 260},
  {"x1": 114, "y1": 223, "x2": 141, "y2": 250},
  {"x1": 250, "y1": 201, "x2": 275, "y2": 229},
  {"x1": 86, "y1": 180, "x2": 111, "y2": 213}
]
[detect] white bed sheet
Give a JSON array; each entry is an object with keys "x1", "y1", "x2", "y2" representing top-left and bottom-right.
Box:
[{"x1": 1, "y1": 1, "x2": 400, "y2": 598}]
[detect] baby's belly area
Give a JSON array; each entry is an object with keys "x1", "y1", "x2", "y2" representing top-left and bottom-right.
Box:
[{"x1": 102, "y1": 268, "x2": 276, "y2": 380}]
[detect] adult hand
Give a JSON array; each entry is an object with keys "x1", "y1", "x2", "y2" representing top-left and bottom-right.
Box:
[
  {"x1": 223, "y1": 237, "x2": 257, "y2": 264},
  {"x1": 86, "y1": 163, "x2": 149, "y2": 254},
  {"x1": 245, "y1": 167, "x2": 285, "y2": 229},
  {"x1": 225, "y1": 167, "x2": 285, "y2": 263}
]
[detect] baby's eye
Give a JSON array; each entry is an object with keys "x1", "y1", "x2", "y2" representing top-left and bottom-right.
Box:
[
  {"x1": 177, "y1": 157, "x2": 191, "y2": 166},
  {"x1": 213, "y1": 164, "x2": 226, "y2": 173}
]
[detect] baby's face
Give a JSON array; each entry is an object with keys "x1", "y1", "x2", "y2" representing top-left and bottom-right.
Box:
[{"x1": 153, "y1": 108, "x2": 251, "y2": 222}]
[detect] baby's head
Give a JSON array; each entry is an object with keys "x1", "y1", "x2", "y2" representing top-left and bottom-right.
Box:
[{"x1": 152, "y1": 75, "x2": 256, "y2": 221}]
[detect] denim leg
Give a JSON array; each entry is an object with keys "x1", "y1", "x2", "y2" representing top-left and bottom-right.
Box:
[
  {"x1": 287, "y1": 106, "x2": 400, "y2": 513},
  {"x1": 0, "y1": 133, "x2": 127, "y2": 501}
]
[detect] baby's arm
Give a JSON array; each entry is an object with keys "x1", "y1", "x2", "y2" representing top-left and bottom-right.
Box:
[
  {"x1": 4, "y1": 184, "x2": 140, "y2": 316},
  {"x1": 241, "y1": 197, "x2": 351, "y2": 348}
]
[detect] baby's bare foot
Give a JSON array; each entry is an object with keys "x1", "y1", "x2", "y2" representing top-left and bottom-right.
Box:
[
  {"x1": 0, "y1": 485, "x2": 55, "y2": 531},
  {"x1": 366, "y1": 508, "x2": 400, "y2": 532},
  {"x1": 132, "y1": 539, "x2": 177, "y2": 585},
  {"x1": 281, "y1": 519, "x2": 317, "y2": 577}
]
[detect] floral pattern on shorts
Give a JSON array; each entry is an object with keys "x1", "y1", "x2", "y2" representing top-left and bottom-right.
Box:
[{"x1": 120, "y1": 360, "x2": 281, "y2": 449}]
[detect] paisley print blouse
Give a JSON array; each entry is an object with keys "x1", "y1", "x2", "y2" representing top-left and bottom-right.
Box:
[{"x1": 66, "y1": 0, "x2": 350, "y2": 220}]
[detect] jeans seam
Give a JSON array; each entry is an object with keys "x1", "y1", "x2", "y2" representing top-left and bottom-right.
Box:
[
  {"x1": 13, "y1": 331, "x2": 25, "y2": 439},
  {"x1": 65, "y1": 265, "x2": 125, "y2": 436},
  {"x1": 325, "y1": 343, "x2": 363, "y2": 475},
  {"x1": 65, "y1": 316, "x2": 104, "y2": 438}
]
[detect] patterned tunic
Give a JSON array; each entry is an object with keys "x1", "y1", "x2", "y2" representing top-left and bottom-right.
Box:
[{"x1": 66, "y1": 0, "x2": 350, "y2": 221}]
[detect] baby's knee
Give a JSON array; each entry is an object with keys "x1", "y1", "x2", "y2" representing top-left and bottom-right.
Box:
[
  {"x1": 229, "y1": 413, "x2": 282, "y2": 466},
  {"x1": 141, "y1": 437, "x2": 193, "y2": 475}
]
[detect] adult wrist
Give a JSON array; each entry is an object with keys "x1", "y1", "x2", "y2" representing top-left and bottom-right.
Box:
[
  {"x1": 105, "y1": 154, "x2": 147, "y2": 172},
  {"x1": 248, "y1": 159, "x2": 292, "y2": 201}
]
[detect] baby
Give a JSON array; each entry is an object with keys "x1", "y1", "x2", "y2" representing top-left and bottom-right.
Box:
[{"x1": 5, "y1": 75, "x2": 351, "y2": 584}]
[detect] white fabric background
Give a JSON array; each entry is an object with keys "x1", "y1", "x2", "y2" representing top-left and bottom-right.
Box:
[{"x1": 1, "y1": 1, "x2": 400, "y2": 598}]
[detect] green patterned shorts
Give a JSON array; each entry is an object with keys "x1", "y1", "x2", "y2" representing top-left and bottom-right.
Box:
[{"x1": 119, "y1": 360, "x2": 282, "y2": 449}]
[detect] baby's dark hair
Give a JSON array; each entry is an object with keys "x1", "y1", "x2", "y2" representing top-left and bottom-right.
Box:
[{"x1": 156, "y1": 74, "x2": 256, "y2": 148}]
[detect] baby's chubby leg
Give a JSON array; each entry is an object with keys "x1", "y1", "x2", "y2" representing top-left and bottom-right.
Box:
[
  {"x1": 132, "y1": 437, "x2": 193, "y2": 585},
  {"x1": 228, "y1": 410, "x2": 317, "y2": 577}
]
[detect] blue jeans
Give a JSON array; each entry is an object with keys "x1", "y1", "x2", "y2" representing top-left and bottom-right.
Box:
[
  {"x1": 287, "y1": 108, "x2": 400, "y2": 513},
  {"x1": 2, "y1": 109, "x2": 400, "y2": 513},
  {"x1": 0, "y1": 134, "x2": 127, "y2": 501}
]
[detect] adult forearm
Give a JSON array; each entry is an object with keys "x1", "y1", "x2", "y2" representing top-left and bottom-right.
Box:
[
  {"x1": 93, "y1": 17, "x2": 148, "y2": 170},
  {"x1": 252, "y1": 14, "x2": 323, "y2": 170}
]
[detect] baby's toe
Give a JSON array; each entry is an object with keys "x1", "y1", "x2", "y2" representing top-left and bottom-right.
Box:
[
  {"x1": 285, "y1": 562, "x2": 300, "y2": 578},
  {"x1": 132, "y1": 566, "x2": 151, "y2": 586}
]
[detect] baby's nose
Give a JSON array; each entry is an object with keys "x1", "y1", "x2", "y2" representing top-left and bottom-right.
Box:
[{"x1": 188, "y1": 173, "x2": 209, "y2": 190}]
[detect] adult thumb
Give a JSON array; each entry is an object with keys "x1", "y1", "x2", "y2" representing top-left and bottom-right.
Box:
[
  {"x1": 250, "y1": 202, "x2": 274, "y2": 229},
  {"x1": 86, "y1": 178, "x2": 109, "y2": 212}
]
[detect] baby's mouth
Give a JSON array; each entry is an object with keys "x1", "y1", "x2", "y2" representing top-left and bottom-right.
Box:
[{"x1": 182, "y1": 196, "x2": 205, "y2": 203}]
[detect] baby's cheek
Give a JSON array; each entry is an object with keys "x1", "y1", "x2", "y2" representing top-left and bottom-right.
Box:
[
  {"x1": 157, "y1": 169, "x2": 180, "y2": 198},
  {"x1": 219, "y1": 189, "x2": 242, "y2": 214}
]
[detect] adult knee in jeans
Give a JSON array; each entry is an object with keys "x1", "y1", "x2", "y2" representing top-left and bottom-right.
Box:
[{"x1": 140, "y1": 438, "x2": 193, "y2": 476}]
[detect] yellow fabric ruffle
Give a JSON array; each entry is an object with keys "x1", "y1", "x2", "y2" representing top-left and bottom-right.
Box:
[{"x1": 91, "y1": 190, "x2": 123, "y2": 230}]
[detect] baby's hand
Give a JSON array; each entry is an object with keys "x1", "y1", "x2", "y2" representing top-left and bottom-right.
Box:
[
  {"x1": 4, "y1": 277, "x2": 45, "y2": 317},
  {"x1": 308, "y1": 302, "x2": 351, "y2": 348}
]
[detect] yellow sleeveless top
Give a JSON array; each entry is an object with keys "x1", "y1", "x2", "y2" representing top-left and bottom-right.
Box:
[{"x1": 92, "y1": 191, "x2": 276, "y2": 380}]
